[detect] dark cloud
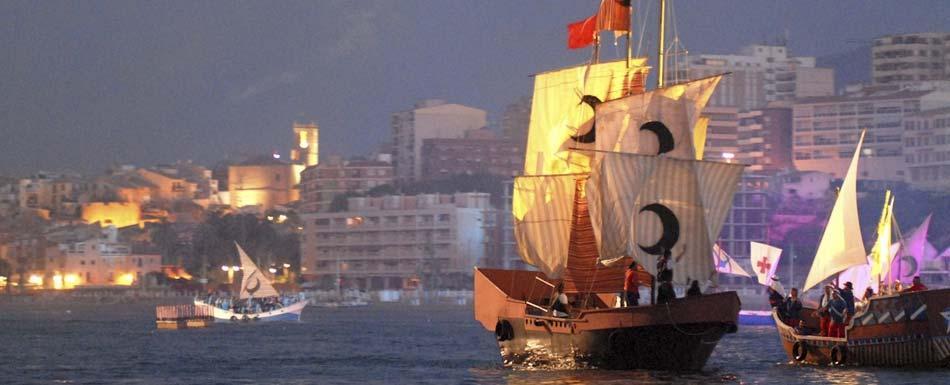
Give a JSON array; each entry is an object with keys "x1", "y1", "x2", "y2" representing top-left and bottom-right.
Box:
[{"x1": 0, "y1": 0, "x2": 947, "y2": 175}]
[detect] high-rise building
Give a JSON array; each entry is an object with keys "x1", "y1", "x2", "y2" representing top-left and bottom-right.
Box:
[
  {"x1": 299, "y1": 192, "x2": 489, "y2": 290},
  {"x1": 392, "y1": 100, "x2": 487, "y2": 181},
  {"x1": 872, "y1": 32, "x2": 950, "y2": 88},
  {"x1": 676, "y1": 44, "x2": 835, "y2": 111},
  {"x1": 737, "y1": 104, "x2": 794, "y2": 172},
  {"x1": 792, "y1": 87, "x2": 950, "y2": 181},
  {"x1": 718, "y1": 173, "x2": 773, "y2": 268},
  {"x1": 701, "y1": 106, "x2": 739, "y2": 162},
  {"x1": 904, "y1": 106, "x2": 950, "y2": 190}
]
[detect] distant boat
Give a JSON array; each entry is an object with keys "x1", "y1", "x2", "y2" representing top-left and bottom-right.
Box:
[
  {"x1": 195, "y1": 243, "x2": 307, "y2": 322},
  {"x1": 309, "y1": 288, "x2": 371, "y2": 308}
]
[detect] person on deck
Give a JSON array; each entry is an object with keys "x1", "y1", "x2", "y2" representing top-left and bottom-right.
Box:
[
  {"x1": 840, "y1": 282, "x2": 856, "y2": 328},
  {"x1": 784, "y1": 288, "x2": 803, "y2": 326},
  {"x1": 686, "y1": 280, "x2": 702, "y2": 298},
  {"x1": 904, "y1": 276, "x2": 928, "y2": 292},
  {"x1": 550, "y1": 282, "x2": 572, "y2": 318},
  {"x1": 767, "y1": 286, "x2": 784, "y2": 309},
  {"x1": 794, "y1": 319, "x2": 812, "y2": 335},
  {"x1": 623, "y1": 261, "x2": 641, "y2": 307},
  {"x1": 815, "y1": 284, "x2": 834, "y2": 337},
  {"x1": 656, "y1": 269, "x2": 676, "y2": 305},
  {"x1": 828, "y1": 291, "x2": 848, "y2": 338},
  {"x1": 862, "y1": 287, "x2": 874, "y2": 301}
]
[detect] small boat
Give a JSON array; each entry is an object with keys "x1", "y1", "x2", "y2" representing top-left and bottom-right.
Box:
[
  {"x1": 775, "y1": 288, "x2": 950, "y2": 366},
  {"x1": 195, "y1": 243, "x2": 307, "y2": 322},
  {"x1": 310, "y1": 288, "x2": 371, "y2": 308},
  {"x1": 773, "y1": 132, "x2": 950, "y2": 366},
  {"x1": 739, "y1": 310, "x2": 775, "y2": 326}
]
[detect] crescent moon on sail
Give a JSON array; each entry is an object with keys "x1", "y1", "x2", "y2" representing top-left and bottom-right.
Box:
[
  {"x1": 639, "y1": 121, "x2": 675, "y2": 154},
  {"x1": 638, "y1": 203, "x2": 680, "y2": 255},
  {"x1": 570, "y1": 95, "x2": 603, "y2": 143},
  {"x1": 245, "y1": 272, "x2": 261, "y2": 295},
  {"x1": 900, "y1": 256, "x2": 919, "y2": 278}
]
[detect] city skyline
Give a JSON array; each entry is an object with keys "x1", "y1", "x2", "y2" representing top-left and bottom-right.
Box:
[{"x1": 2, "y1": 1, "x2": 949, "y2": 175}]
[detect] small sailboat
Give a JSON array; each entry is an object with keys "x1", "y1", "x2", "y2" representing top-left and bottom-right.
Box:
[
  {"x1": 195, "y1": 244, "x2": 307, "y2": 322},
  {"x1": 773, "y1": 132, "x2": 950, "y2": 366}
]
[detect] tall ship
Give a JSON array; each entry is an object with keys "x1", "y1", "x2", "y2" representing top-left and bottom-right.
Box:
[
  {"x1": 195, "y1": 244, "x2": 307, "y2": 322},
  {"x1": 473, "y1": 0, "x2": 746, "y2": 370},
  {"x1": 773, "y1": 132, "x2": 950, "y2": 366}
]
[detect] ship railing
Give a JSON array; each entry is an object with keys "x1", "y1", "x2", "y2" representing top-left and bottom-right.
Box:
[
  {"x1": 524, "y1": 276, "x2": 558, "y2": 317},
  {"x1": 156, "y1": 304, "x2": 215, "y2": 321}
]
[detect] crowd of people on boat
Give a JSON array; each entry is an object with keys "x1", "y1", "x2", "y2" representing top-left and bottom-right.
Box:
[
  {"x1": 199, "y1": 293, "x2": 303, "y2": 314},
  {"x1": 772, "y1": 276, "x2": 929, "y2": 337}
]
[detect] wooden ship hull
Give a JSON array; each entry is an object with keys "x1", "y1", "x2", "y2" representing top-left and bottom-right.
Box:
[
  {"x1": 475, "y1": 268, "x2": 740, "y2": 370},
  {"x1": 774, "y1": 288, "x2": 950, "y2": 367}
]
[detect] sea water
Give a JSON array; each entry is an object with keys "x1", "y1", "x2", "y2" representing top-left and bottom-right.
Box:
[{"x1": 0, "y1": 298, "x2": 945, "y2": 384}]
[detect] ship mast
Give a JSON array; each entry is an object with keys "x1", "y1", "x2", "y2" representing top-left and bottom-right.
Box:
[
  {"x1": 656, "y1": 0, "x2": 666, "y2": 88},
  {"x1": 626, "y1": 1, "x2": 633, "y2": 68}
]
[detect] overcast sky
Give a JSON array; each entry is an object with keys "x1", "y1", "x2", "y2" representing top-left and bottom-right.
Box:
[{"x1": 1, "y1": 0, "x2": 947, "y2": 175}]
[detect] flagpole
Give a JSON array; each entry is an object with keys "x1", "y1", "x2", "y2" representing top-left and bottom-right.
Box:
[
  {"x1": 626, "y1": 1, "x2": 633, "y2": 68},
  {"x1": 593, "y1": 33, "x2": 601, "y2": 64}
]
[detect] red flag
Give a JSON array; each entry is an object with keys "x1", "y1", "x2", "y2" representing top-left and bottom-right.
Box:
[
  {"x1": 567, "y1": 15, "x2": 597, "y2": 49},
  {"x1": 597, "y1": 0, "x2": 631, "y2": 32}
]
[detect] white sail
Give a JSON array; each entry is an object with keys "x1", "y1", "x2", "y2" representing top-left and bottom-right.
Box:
[
  {"x1": 801, "y1": 131, "x2": 867, "y2": 293},
  {"x1": 524, "y1": 59, "x2": 648, "y2": 176},
  {"x1": 593, "y1": 75, "x2": 722, "y2": 160},
  {"x1": 587, "y1": 152, "x2": 744, "y2": 285},
  {"x1": 512, "y1": 174, "x2": 578, "y2": 277},
  {"x1": 237, "y1": 243, "x2": 280, "y2": 299},
  {"x1": 750, "y1": 242, "x2": 782, "y2": 286},
  {"x1": 713, "y1": 243, "x2": 751, "y2": 277}
]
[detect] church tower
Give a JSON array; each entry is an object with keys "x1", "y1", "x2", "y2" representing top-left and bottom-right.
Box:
[{"x1": 291, "y1": 121, "x2": 319, "y2": 167}]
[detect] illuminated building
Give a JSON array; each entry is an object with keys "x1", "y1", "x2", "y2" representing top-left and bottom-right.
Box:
[
  {"x1": 228, "y1": 156, "x2": 299, "y2": 211},
  {"x1": 18, "y1": 172, "x2": 89, "y2": 218},
  {"x1": 0, "y1": 235, "x2": 57, "y2": 289},
  {"x1": 298, "y1": 155, "x2": 393, "y2": 213},
  {"x1": 80, "y1": 202, "x2": 142, "y2": 228},
  {"x1": 57, "y1": 226, "x2": 161, "y2": 286},
  {"x1": 392, "y1": 100, "x2": 487, "y2": 181},
  {"x1": 701, "y1": 106, "x2": 740, "y2": 162},
  {"x1": 792, "y1": 87, "x2": 950, "y2": 180},
  {"x1": 300, "y1": 192, "x2": 489, "y2": 290},
  {"x1": 290, "y1": 121, "x2": 319, "y2": 167},
  {"x1": 134, "y1": 169, "x2": 197, "y2": 202},
  {"x1": 872, "y1": 32, "x2": 950, "y2": 87},
  {"x1": 420, "y1": 128, "x2": 523, "y2": 180}
]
